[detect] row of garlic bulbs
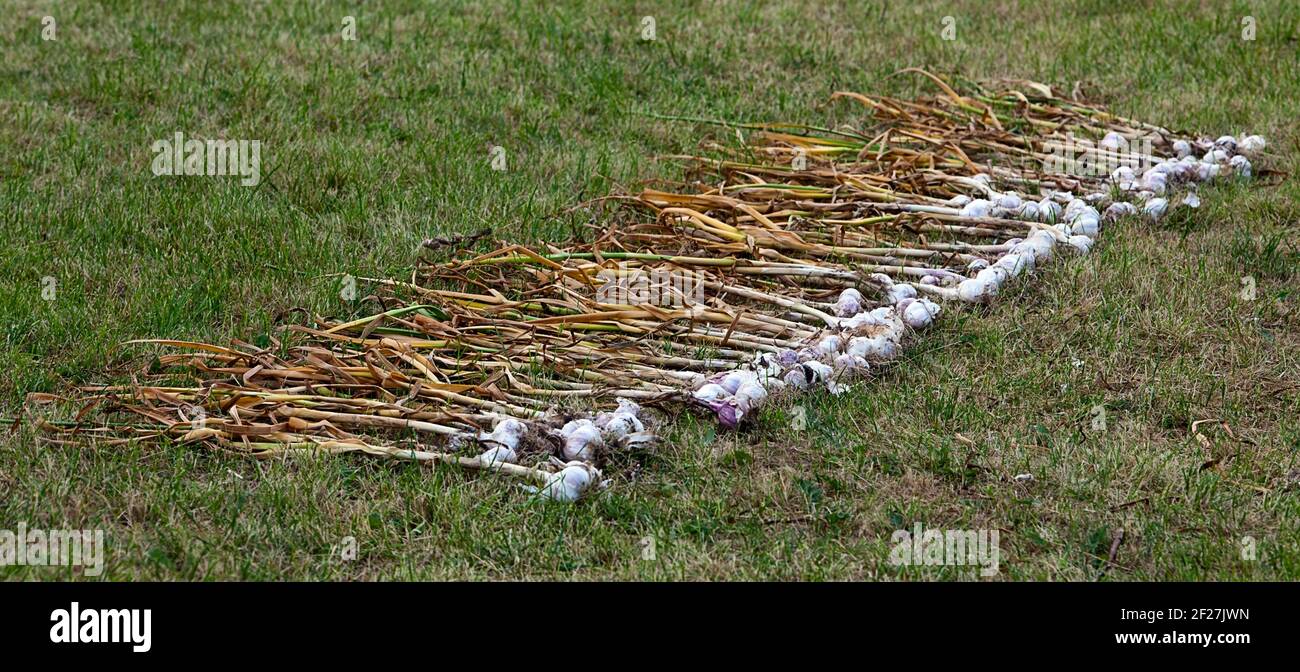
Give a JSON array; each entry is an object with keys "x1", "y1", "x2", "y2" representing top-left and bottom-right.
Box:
[
  {"x1": 685, "y1": 131, "x2": 1264, "y2": 428},
  {"x1": 473, "y1": 398, "x2": 650, "y2": 502},
  {"x1": 690, "y1": 284, "x2": 942, "y2": 427}
]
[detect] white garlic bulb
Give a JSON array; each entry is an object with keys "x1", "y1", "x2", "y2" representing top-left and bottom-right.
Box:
[
  {"x1": 558, "y1": 418, "x2": 603, "y2": 462},
  {"x1": 1172, "y1": 139, "x2": 1192, "y2": 158},
  {"x1": 1143, "y1": 198, "x2": 1168, "y2": 220},
  {"x1": 1066, "y1": 235, "x2": 1094, "y2": 254},
  {"x1": 693, "y1": 383, "x2": 729, "y2": 403},
  {"x1": 885, "y1": 283, "x2": 917, "y2": 303},
  {"x1": 477, "y1": 445, "x2": 518, "y2": 467},
  {"x1": 1104, "y1": 202, "x2": 1137, "y2": 220},
  {"x1": 529, "y1": 462, "x2": 603, "y2": 502},
  {"x1": 1230, "y1": 154, "x2": 1252, "y2": 177},
  {"x1": 1237, "y1": 135, "x2": 1266, "y2": 156},
  {"x1": 1100, "y1": 131, "x2": 1125, "y2": 151},
  {"x1": 479, "y1": 418, "x2": 528, "y2": 451},
  {"x1": 901, "y1": 298, "x2": 941, "y2": 329},
  {"x1": 595, "y1": 398, "x2": 645, "y2": 440},
  {"x1": 960, "y1": 199, "x2": 993, "y2": 218},
  {"x1": 733, "y1": 381, "x2": 768, "y2": 413}
]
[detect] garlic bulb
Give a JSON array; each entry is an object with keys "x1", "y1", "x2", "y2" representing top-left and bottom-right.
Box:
[
  {"x1": 718, "y1": 369, "x2": 759, "y2": 394},
  {"x1": 1182, "y1": 192, "x2": 1200, "y2": 208},
  {"x1": 1140, "y1": 170, "x2": 1167, "y2": 195},
  {"x1": 1071, "y1": 213, "x2": 1101, "y2": 238},
  {"x1": 477, "y1": 445, "x2": 518, "y2": 466},
  {"x1": 1213, "y1": 135, "x2": 1237, "y2": 153},
  {"x1": 479, "y1": 418, "x2": 527, "y2": 451},
  {"x1": 833, "y1": 353, "x2": 869, "y2": 375},
  {"x1": 1018, "y1": 201, "x2": 1041, "y2": 222},
  {"x1": 1143, "y1": 198, "x2": 1168, "y2": 220},
  {"x1": 1172, "y1": 139, "x2": 1192, "y2": 158},
  {"x1": 1104, "y1": 201, "x2": 1137, "y2": 220},
  {"x1": 901, "y1": 298, "x2": 941, "y2": 329},
  {"x1": 733, "y1": 381, "x2": 768, "y2": 413},
  {"x1": 595, "y1": 398, "x2": 645, "y2": 440},
  {"x1": 693, "y1": 383, "x2": 729, "y2": 402},
  {"x1": 528, "y1": 462, "x2": 603, "y2": 502},
  {"x1": 997, "y1": 192, "x2": 1022, "y2": 210},
  {"x1": 558, "y1": 418, "x2": 603, "y2": 462},
  {"x1": 1203, "y1": 149, "x2": 1229, "y2": 164},
  {"x1": 884, "y1": 283, "x2": 917, "y2": 303},
  {"x1": 816, "y1": 334, "x2": 844, "y2": 357},
  {"x1": 1066, "y1": 235, "x2": 1094, "y2": 254},
  {"x1": 967, "y1": 258, "x2": 990, "y2": 272},
  {"x1": 834, "y1": 288, "x2": 864, "y2": 317},
  {"x1": 1230, "y1": 155, "x2": 1252, "y2": 177},
  {"x1": 1037, "y1": 198, "x2": 1062, "y2": 222},
  {"x1": 1100, "y1": 131, "x2": 1125, "y2": 151},
  {"x1": 960, "y1": 199, "x2": 993, "y2": 218},
  {"x1": 947, "y1": 194, "x2": 973, "y2": 207},
  {"x1": 802, "y1": 360, "x2": 835, "y2": 386},
  {"x1": 782, "y1": 366, "x2": 810, "y2": 390},
  {"x1": 845, "y1": 334, "x2": 895, "y2": 360},
  {"x1": 1195, "y1": 162, "x2": 1220, "y2": 182},
  {"x1": 1237, "y1": 134, "x2": 1266, "y2": 156},
  {"x1": 994, "y1": 250, "x2": 1034, "y2": 277}
]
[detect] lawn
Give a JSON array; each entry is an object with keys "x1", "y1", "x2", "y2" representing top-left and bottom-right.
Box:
[{"x1": 1, "y1": 0, "x2": 1297, "y2": 580}]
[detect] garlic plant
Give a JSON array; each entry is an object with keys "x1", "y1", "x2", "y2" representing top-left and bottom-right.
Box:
[{"x1": 34, "y1": 71, "x2": 1265, "y2": 503}]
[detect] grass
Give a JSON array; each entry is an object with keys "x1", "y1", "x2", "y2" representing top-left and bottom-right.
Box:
[{"x1": 1, "y1": 0, "x2": 1297, "y2": 580}]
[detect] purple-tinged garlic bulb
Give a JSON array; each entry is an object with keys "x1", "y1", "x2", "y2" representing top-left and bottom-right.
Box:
[{"x1": 834, "y1": 288, "x2": 864, "y2": 317}]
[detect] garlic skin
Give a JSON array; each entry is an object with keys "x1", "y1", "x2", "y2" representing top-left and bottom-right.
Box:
[
  {"x1": 1100, "y1": 131, "x2": 1125, "y2": 151},
  {"x1": 1182, "y1": 192, "x2": 1201, "y2": 209},
  {"x1": 479, "y1": 418, "x2": 527, "y2": 451},
  {"x1": 529, "y1": 462, "x2": 603, "y2": 502},
  {"x1": 558, "y1": 418, "x2": 603, "y2": 462}
]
